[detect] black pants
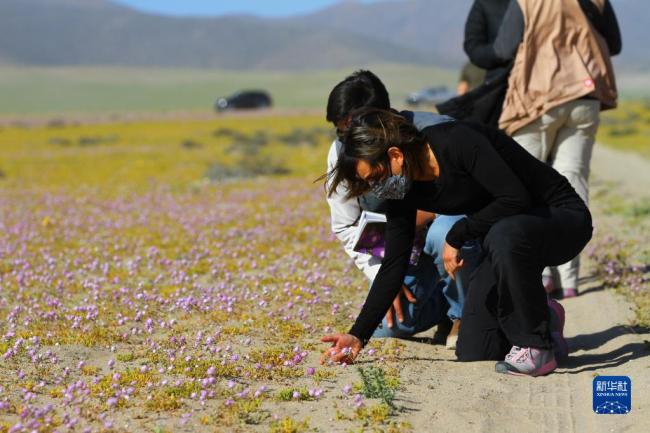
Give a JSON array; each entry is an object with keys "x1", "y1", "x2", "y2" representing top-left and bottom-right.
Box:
[{"x1": 456, "y1": 206, "x2": 592, "y2": 362}]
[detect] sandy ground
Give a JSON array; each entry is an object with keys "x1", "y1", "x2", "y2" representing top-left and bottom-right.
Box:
[
  {"x1": 366, "y1": 276, "x2": 649, "y2": 433},
  {"x1": 332, "y1": 143, "x2": 649, "y2": 433}
]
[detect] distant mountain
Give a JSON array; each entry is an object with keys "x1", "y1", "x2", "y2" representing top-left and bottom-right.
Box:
[
  {"x1": 291, "y1": 0, "x2": 648, "y2": 72},
  {"x1": 287, "y1": 0, "x2": 473, "y2": 68},
  {"x1": 0, "y1": 0, "x2": 430, "y2": 69},
  {"x1": 0, "y1": 0, "x2": 646, "y2": 72}
]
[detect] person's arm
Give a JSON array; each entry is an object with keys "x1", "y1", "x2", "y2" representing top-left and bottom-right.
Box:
[
  {"x1": 578, "y1": 0, "x2": 622, "y2": 55},
  {"x1": 326, "y1": 140, "x2": 382, "y2": 281},
  {"x1": 492, "y1": 0, "x2": 524, "y2": 62},
  {"x1": 348, "y1": 198, "x2": 417, "y2": 345},
  {"x1": 457, "y1": 80, "x2": 470, "y2": 96},
  {"x1": 416, "y1": 210, "x2": 436, "y2": 228},
  {"x1": 463, "y1": 1, "x2": 507, "y2": 69},
  {"x1": 442, "y1": 124, "x2": 532, "y2": 249}
]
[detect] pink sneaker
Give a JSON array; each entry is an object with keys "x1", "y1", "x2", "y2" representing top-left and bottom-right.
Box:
[
  {"x1": 495, "y1": 347, "x2": 557, "y2": 377},
  {"x1": 548, "y1": 298, "x2": 569, "y2": 362},
  {"x1": 562, "y1": 288, "x2": 578, "y2": 298},
  {"x1": 542, "y1": 276, "x2": 555, "y2": 295},
  {"x1": 504, "y1": 345, "x2": 521, "y2": 361}
]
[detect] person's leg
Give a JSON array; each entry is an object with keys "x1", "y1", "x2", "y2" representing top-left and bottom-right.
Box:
[
  {"x1": 372, "y1": 250, "x2": 447, "y2": 338},
  {"x1": 548, "y1": 99, "x2": 600, "y2": 297},
  {"x1": 511, "y1": 108, "x2": 565, "y2": 162},
  {"x1": 423, "y1": 214, "x2": 482, "y2": 348},
  {"x1": 512, "y1": 110, "x2": 565, "y2": 294},
  {"x1": 456, "y1": 254, "x2": 511, "y2": 361},
  {"x1": 371, "y1": 213, "x2": 486, "y2": 340},
  {"x1": 486, "y1": 215, "x2": 555, "y2": 376},
  {"x1": 482, "y1": 214, "x2": 551, "y2": 351},
  {"x1": 484, "y1": 207, "x2": 592, "y2": 375},
  {"x1": 456, "y1": 254, "x2": 572, "y2": 363},
  {"x1": 423, "y1": 215, "x2": 480, "y2": 321}
]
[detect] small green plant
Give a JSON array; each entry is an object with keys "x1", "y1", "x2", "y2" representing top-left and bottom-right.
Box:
[
  {"x1": 117, "y1": 352, "x2": 136, "y2": 362},
  {"x1": 357, "y1": 366, "x2": 398, "y2": 409},
  {"x1": 277, "y1": 387, "x2": 310, "y2": 401},
  {"x1": 146, "y1": 391, "x2": 183, "y2": 411},
  {"x1": 608, "y1": 126, "x2": 639, "y2": 137},
  {"x1": 77, "y1": 135, "x2": 119, "y2": 146},
  {"x1": 205, "y1": 157, "x2": 290, "y2": 181},
  {"x1": 355, "y1": 402, "x2": 392, "y2": 424},
  {"x1": 181, "y1": 139, "x2": 203, "y2": 149},
  {"x1": 624, "y1": 199, "x2": 650, "y2": 218},
  {"x1": 269, "y1": 416, "x2": 309, "y2": 433}
]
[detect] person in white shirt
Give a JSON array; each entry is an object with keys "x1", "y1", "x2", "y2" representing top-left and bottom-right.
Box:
[{"x1": 324, "y1": 70, "x2": 482, "y2": 348}]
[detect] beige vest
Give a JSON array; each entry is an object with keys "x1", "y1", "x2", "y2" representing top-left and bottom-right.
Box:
[{"x1": 499, "y1": 0, "x2": 618, "y2": 135}]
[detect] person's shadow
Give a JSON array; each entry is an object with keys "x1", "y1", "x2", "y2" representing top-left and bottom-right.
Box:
[{"x1": 558, "y1": 325, "x2": 650, "y2": 374}]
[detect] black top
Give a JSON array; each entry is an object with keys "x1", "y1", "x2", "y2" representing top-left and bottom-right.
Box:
[
  {"x1": 463, "y1": 0, "x2": 512, "y2": 81},
  {"x1": 348, "y1": 121, "x2": 586, "y2": 344},
  {"x1": 490, "y1": 0, "x2": 622, "y2": 63}
]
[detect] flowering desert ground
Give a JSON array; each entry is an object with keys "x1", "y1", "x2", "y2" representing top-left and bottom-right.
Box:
[{"x1": 0, "y1": 108, "x2": 649, "y2": 433}]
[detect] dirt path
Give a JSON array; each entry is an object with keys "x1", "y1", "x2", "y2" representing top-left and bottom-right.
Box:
[
  {"x1": 346, "y1": 144, "x2": 650, "y2": 432},
  {"x1": 367, "y1": 284, "x2": 649, "y2": 433},
  {"x1": 590, "y1": 144, "x2": 650, "y2": 200}
]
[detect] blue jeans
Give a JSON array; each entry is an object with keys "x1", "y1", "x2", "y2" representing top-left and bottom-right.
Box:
[{"x1": 372, "y1": 215, "x2": 482, "y2": 338}]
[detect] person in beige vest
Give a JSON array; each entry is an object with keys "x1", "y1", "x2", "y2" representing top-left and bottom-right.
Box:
[{"x1": 488, "y1": 0, "x2": 621, "y2": 298}]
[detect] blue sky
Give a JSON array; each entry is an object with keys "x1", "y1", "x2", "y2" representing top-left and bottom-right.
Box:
[{"x1": 112, "y1": 0, "x2": 384, "y2": 18}]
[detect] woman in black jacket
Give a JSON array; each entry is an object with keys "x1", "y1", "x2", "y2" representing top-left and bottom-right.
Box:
[{"x1": 320, "y1": 109, "x2": 592, "y2": 377}]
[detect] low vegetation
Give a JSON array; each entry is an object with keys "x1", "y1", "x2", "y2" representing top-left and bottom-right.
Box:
[{"x1": 0, "y1": 110, "x2": 646, "y2": 432}]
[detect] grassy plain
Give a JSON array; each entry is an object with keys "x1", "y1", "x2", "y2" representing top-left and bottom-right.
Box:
[
  {"x1": 599, "y1": 99, "x2": 650, "y2": 159},
  {"x1": 0, "y1": 65, "x2": 456, "y2": 116}
]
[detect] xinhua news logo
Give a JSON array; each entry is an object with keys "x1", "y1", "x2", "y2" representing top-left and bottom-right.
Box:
[{"x1": 593, "y1": 376, "x2": 631, "y2": 414}]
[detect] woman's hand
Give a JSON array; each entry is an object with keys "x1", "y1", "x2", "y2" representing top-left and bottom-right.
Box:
[
  {"x1": 320, "y1": 333, "x2": 363, "y2": 365},
  {"x1": 385, "y1": 285, "x2": 417, "y2": 328},
  {"x1": 442, "y1": 241, "x2": 464, "y2": 280}
]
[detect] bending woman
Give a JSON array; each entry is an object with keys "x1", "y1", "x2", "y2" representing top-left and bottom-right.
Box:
[{"x1": 320, "y1": 109, "x2": 592, "y2": 377}]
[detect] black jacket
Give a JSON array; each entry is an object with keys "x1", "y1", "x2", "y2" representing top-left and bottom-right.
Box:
[{"x1": 463, "y1": 0, "x2": 512, "y2": 82}]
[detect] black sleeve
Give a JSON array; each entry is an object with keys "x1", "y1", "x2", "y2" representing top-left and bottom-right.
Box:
[
  {"x1": 492, "y1": 0, "x2": 524, "y2": 62},
  {"x1": 348, "y1": 198, "x2": 417, "y2": 345},
  {"x1": 463, "y1": 1, "x2": 505, "y2": 69},
  {"x1": 444, "y1": 124, "x2": 532, "y2": 249},
  {"x1": 578, "y1": 0, "x2": 622, "y2": 56}
]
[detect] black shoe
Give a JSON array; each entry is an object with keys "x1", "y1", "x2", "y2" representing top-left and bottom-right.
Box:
[{"x1": 432, "y1": 316, "x2": 453, "y2": 345}]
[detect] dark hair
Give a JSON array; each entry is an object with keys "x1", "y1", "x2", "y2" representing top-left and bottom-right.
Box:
[
  {"x1": 326, "y1": 70, "x2": 390, "y2": 125},
  {"x1": 325, "y1": 108, "x2": 429, "y2": 199}
]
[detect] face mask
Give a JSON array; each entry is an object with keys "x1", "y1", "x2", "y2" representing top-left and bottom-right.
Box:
[{"x1": 371, "y1": 174, "x2": 411, "y2": 200}]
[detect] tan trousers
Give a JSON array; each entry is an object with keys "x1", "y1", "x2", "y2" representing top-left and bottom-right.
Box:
[{"x1": 512, "y1": 99, "x2": 600, "y2": 289}]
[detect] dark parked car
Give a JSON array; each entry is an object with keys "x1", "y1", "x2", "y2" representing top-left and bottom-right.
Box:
[
  {"x1": 406, "y1": 86, "x2": 457, "y2": 106},
  {"x1": 215, "y1": 90, "x2": 272, "y2": 112}
]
